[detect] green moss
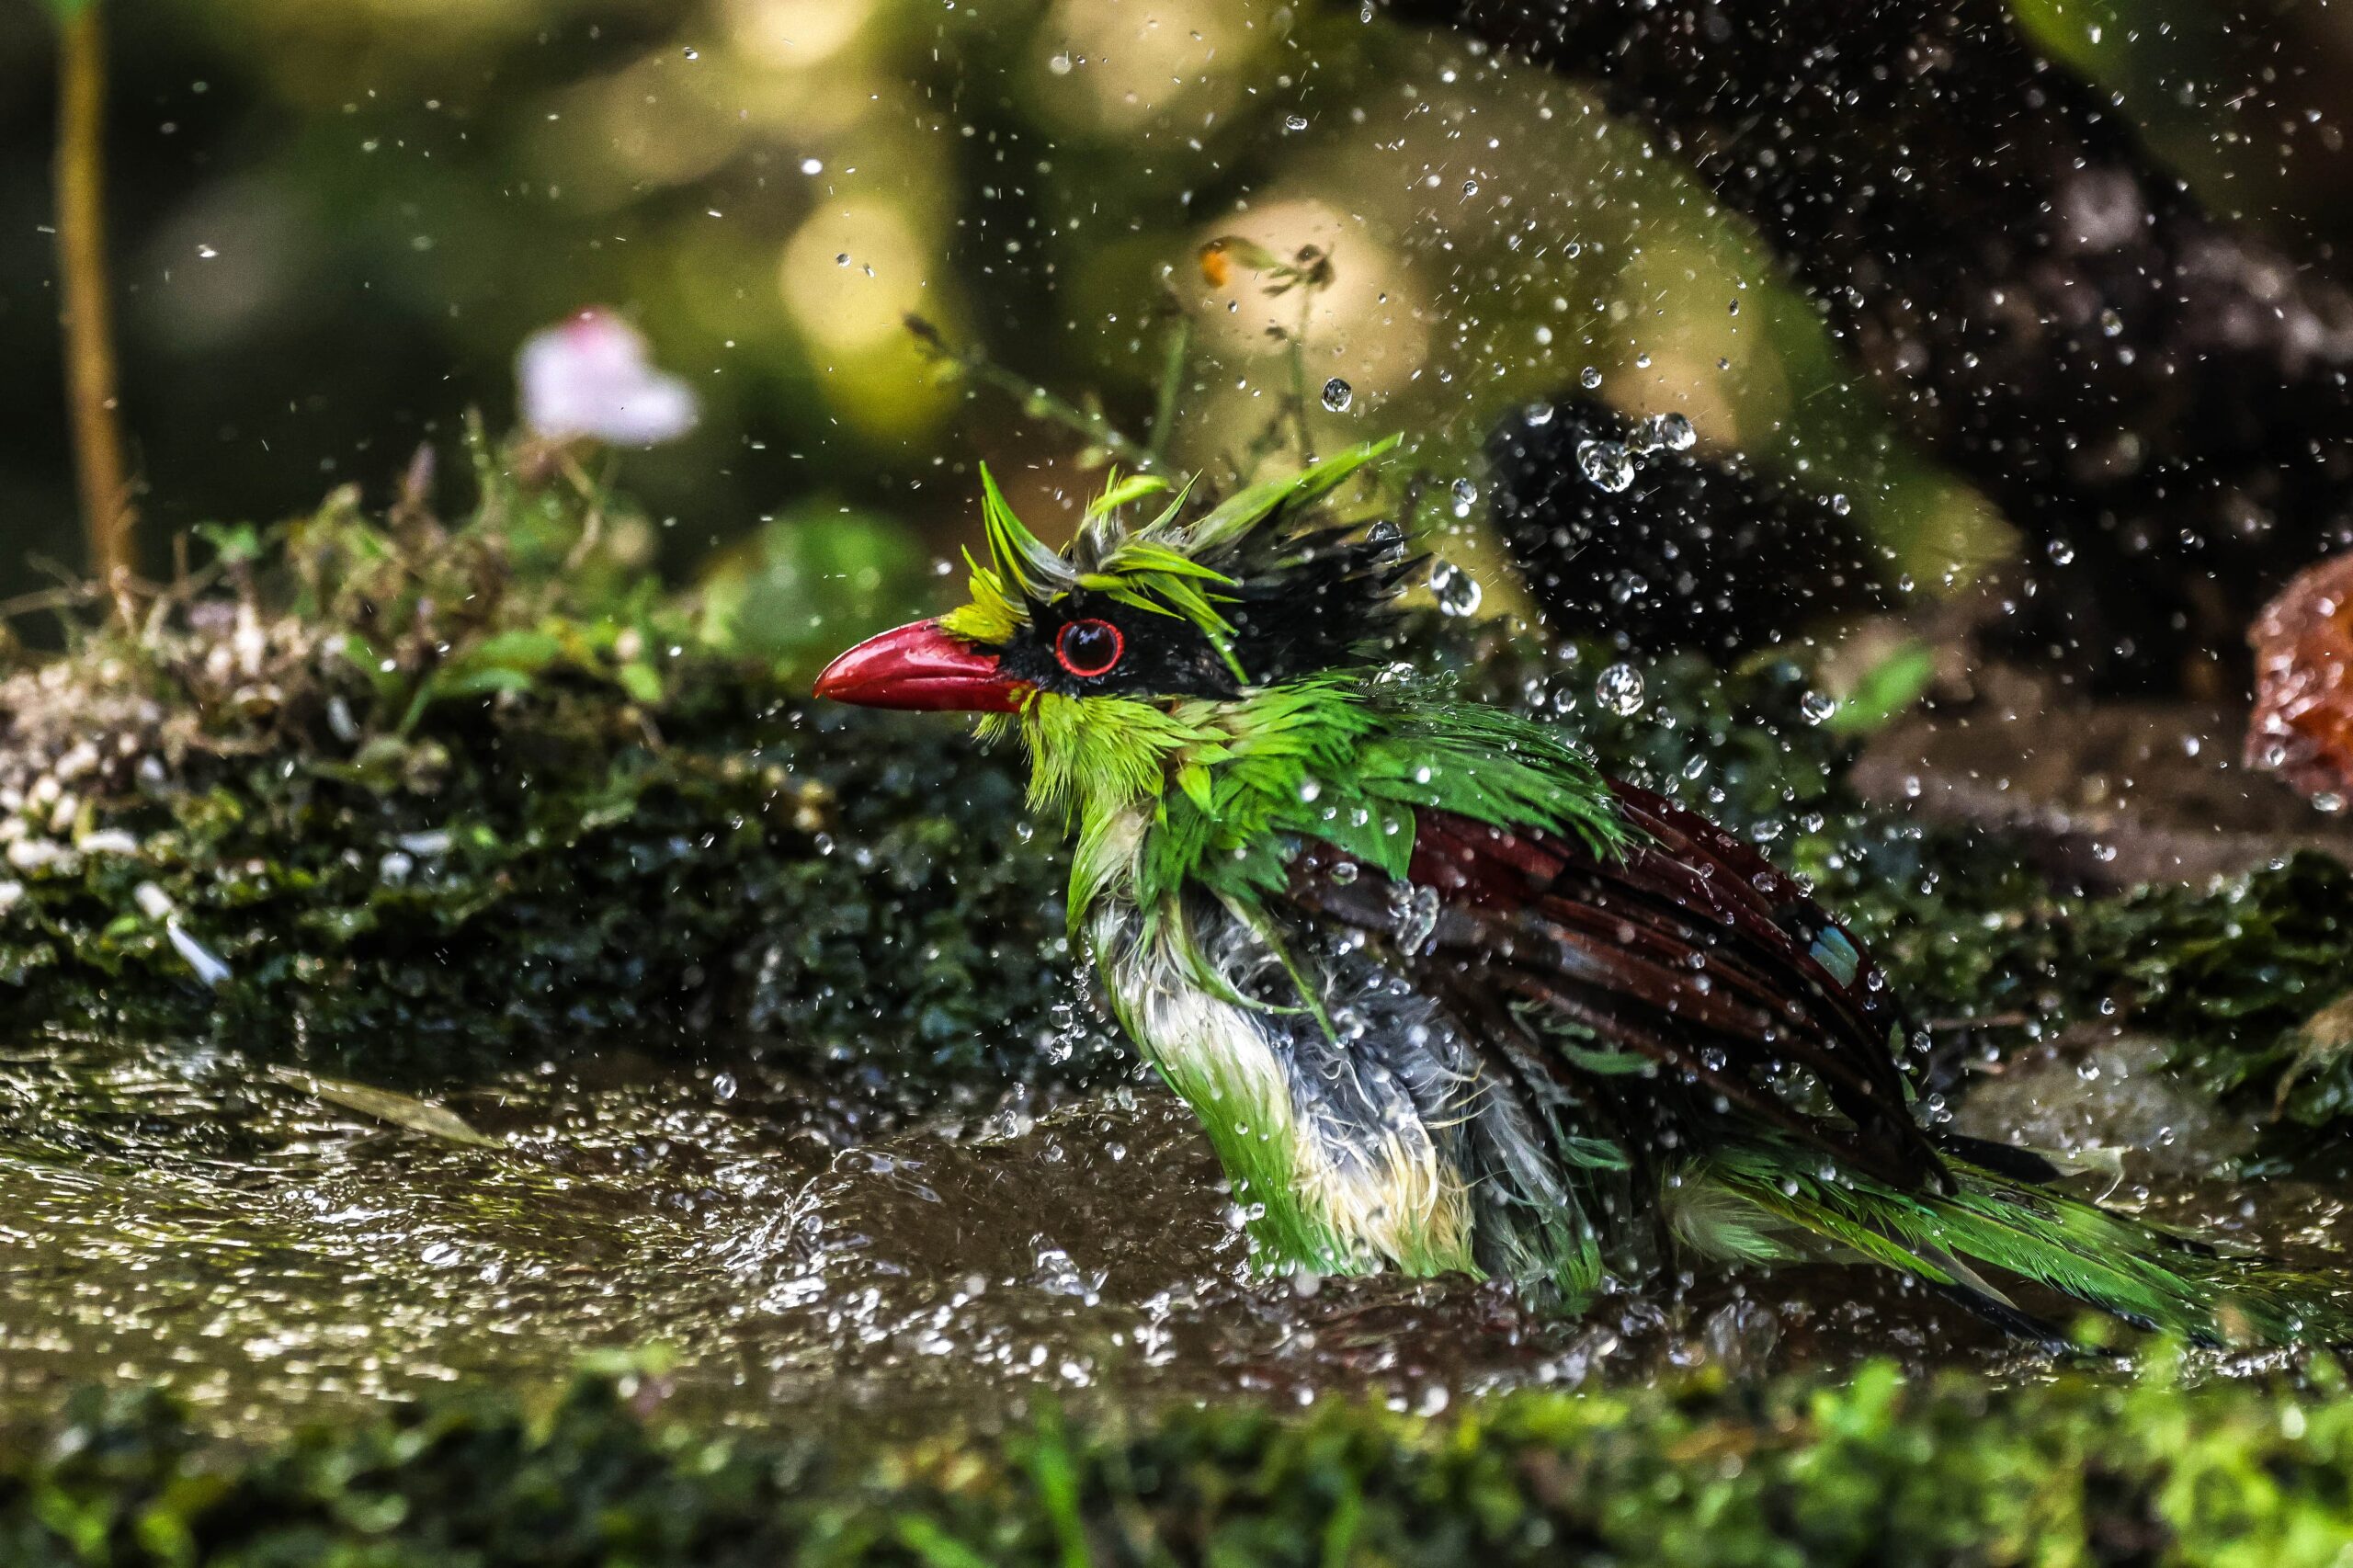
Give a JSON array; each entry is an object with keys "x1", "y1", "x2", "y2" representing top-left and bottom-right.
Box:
[
  {"x1": 1838, "y1": 846, "x2": 2353, "y2": 1124},
  {"x1": 10, "y1": 1358, "x2": 2353, "y2": 1565},
  {"x1": 0, "y1": 447, "x2": 1090, "y2": 1113}
]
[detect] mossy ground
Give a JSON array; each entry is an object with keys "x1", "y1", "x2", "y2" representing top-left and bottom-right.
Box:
[
  {"x1": 15, "y1": 1356, "x2": 2353, "y2": 1566},
  {"x1": 0, "y1": 452, "x2": 1097, "y2": 1119}
]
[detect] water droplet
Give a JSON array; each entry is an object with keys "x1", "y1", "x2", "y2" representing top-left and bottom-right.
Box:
[
  {"x1": 1524, "y1": 402, "x2": 1554, "y2": 426},
  {"x1": 1579, "y1": 366, "x2": 1603, "y2": 390},
  {"x1": 2046, "y1": 537, "x2": 2077, "y2": 564},
  {"x1": 1651, "y1": 411, "x2": 1696, "y2": 451},
  {"x1": 801, "y1": 157, "x2": 824, "y2": 176},
  {"x1": 1596, "y1": 662, "x2": 1646, "y2": 716},
  {"x1": 1634, "y1": 352, "x2": 1653, "y2": 369},
  {"x1": 1321, "y1": 377, "x2": 1353, "y2": 412},
  {"x1": 1461, "y1": 179, "x2": 1479, "y2": 198},
  {"x1": 1286, "y1": 114, "x2": 1310, "y2": 131},
  {"x1": 1800, "y1": 691, "x2": 1837, "y2": 725},
  {"x1": 196, "y1": 244, "x2": 218, "y2": 259},
  {"x1": 1577, "y1": 439, "x2": 1636, "y2": 493},
  {"x1": 682, "y1": 45, "x2": 700, "y2": 60},
  {"x1": 835, "y1": 253, "x2": 851, "y2": 266},
  {"x1": 1450, "y1": 477, "x2": 1477, "y2": 506},
  {"x1": 2099, "y1": 307, "x2": 2124, "y2": 337},
  {"x1": 1329, "y1": 861, "x2": 1360, "y2": 885},
  {"x1": 1298, "y1": 778, "x2": 1323, "y2": 802},
  {"x1": 1389, "y1": 883, "x2": 1441, "y2": 951},
  {"x1": 1048, "y1": 51, "x2": 1074, "y2": 75},
  {"x1": 1429, "y1": 561, "x2": 1484, "y2": 616}
]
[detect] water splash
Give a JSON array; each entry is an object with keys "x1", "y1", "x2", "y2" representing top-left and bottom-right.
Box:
[
  {"x1": 1596, "y1": 662, "x2": 1647, "y2": 716},
  {"x1": 1429, "y1": 561, "x2": 1483, "y2": 616},
  {"x1": 1577, "y1": 439, "x2": 1637, "y2": 494}
]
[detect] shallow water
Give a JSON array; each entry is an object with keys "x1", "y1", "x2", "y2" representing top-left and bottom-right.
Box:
[{"x1": 1, "y1": 1027, "x2": 2345, "y2": 1439}]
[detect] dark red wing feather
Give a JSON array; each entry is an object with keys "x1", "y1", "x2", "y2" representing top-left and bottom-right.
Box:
[{"x1": 1284, "y1": 779, "x2": 1946, "y2": 1193}]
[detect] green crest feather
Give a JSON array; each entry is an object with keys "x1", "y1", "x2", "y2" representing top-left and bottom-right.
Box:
[{"x1": 939, "y1": 438, "x2": 1402, "y2": 688}]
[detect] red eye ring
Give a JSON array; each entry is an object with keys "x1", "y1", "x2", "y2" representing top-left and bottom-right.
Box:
[{"x1": 1054, "y1": 618, "x2": 1124, "y2": 678}]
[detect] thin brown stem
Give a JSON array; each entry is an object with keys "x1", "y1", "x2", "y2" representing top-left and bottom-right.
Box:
[{"x1": 55, "y1": 3, "x2": 135, "y2": 596}]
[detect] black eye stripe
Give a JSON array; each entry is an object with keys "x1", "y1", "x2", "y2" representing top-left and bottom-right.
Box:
[
  {"x1": 1000, "y1": 588, "x2": 1239, "y2": 698},
  {"x1": 1055, "y1": 618, "x2": 1124, "y2": 677}
]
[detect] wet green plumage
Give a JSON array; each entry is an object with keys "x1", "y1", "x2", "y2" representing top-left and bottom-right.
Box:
[
  {"x1": 1692, "y1": 1146, "x2": 2352, "y2": 1345},
  {"x1": 877, "y1": 441, "x2": 2353, "y2": 1348}
]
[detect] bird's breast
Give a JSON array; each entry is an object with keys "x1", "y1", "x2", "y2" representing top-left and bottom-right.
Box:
[{"x1": 1083, "y1": 893, "x2": 1482, "y2": 1278}]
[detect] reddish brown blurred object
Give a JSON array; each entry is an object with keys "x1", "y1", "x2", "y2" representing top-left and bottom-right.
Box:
[{"x1": 2248, "y1": 552, "x2": 2353, "y2": 804}]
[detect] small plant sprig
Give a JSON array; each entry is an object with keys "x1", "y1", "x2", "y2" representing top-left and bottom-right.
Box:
[
  {"x1": 907, "y1": 236, "x2": 1344, "y2": 492},
  {"x1": 905, "y1": 312, "x2": 1164, "y2": 472},
  {"x1": 1197, "y1": 236, "x2": 1336, "y2": 481}
]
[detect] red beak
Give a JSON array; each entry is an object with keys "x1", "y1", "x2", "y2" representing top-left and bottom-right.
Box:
[{"x1": 813, "y1": 619, "x2": 1029, "y2": 712}]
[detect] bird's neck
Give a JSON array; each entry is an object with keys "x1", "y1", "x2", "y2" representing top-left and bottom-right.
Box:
[{"x1": 1007, "y1": 681, "x2": 1371, "y2": 927}]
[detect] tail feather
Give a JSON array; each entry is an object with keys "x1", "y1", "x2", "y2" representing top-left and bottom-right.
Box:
[{"x1": 1689, "y1": 1143, "x2": 2353, "y2": 1346}]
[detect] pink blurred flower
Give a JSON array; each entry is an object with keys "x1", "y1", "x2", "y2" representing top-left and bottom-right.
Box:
[{"x1": 517, "y1": 309, "x2": 699, "y2": 446}]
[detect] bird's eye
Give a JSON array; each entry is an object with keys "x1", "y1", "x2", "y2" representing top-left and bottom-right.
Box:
[{"x1": 1054, "y1": 618, "x2": 1124, "y2": 678}]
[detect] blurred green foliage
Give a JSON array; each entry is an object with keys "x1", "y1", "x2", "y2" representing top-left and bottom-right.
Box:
[
  {"x1": 699, "y1": 503, "x2": 932, "y2": 676},
  {"x1": 13, "y1": 1355, "x2": 2353, "y2": 1565}
]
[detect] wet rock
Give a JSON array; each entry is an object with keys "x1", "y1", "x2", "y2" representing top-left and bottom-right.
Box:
[
  {"x1": 2247, "y1": 550, "x2": 2353, "y2": 805},
  {"x1": 1851, "y1": 665, "x2": 2353, "y2": 889},
  {"x1": 1952, "y1": 1028, "x2": 2259, "y2": 1182}
]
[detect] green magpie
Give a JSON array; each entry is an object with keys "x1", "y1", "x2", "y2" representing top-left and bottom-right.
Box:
[{"x1": 816, "y1": 438, "x2": 2349, "y2": 1346}]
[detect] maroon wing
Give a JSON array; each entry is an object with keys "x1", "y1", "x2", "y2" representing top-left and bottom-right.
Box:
[{"x1": 1283, "y1": 778, "x2": 1947, "y2": 1193}]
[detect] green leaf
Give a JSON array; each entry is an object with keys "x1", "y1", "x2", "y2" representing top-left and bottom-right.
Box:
[
  {"x1": 432, "y1": 666, "x2": 536, "y2": 701},
  {"x1": 460, "y1": 628, "x2": 565, "y2": 673},
  {"x1": 616, "y1": 662, "x2": 664, "y2": 705},
  {"x1": 192, "y1": 521, "x2": 262, "y2": 565},
  {"x1": 1824, "y1": 641, "x2": 1937, "y2": 736},
  {"x1": 697, "y1": 508, "x2": 929, "y2": 676},
  {"x1": 267, "y1": 1067, "x2": 501, "y2": 1149}
]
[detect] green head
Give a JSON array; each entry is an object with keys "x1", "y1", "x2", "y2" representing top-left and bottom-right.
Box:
[{"x1": 813, "y1": 439, "x2": 1409, "y2": 817}]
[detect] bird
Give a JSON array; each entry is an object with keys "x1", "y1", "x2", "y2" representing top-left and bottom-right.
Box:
[{"x1": 814, "y1": 438, "x2": 2349, "y2": 1346}]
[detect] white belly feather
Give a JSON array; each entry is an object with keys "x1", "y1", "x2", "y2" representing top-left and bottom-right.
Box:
[{"x1": 1086, "y1": 890, "x2": 1474, "y2": 1277}]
